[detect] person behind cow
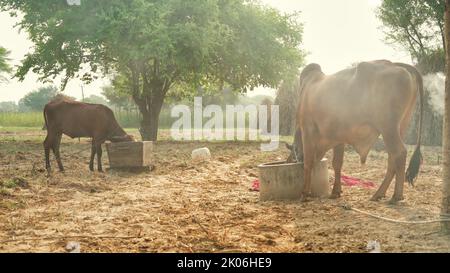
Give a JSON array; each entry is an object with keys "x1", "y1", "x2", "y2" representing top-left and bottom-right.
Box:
[{"x1": 43, "y1": 98, "x2": 135, "y2": 173}]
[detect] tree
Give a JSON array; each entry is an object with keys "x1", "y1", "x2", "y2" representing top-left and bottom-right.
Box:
[
  {"x1": 443, "y1": 0, "x2": 450, "y2": 234},
  {"x1": 18, "y1": 86, "x2": 58, "y2": 112},
  {"x1": 83, "y1": 94, "x2": 108, "y2": 105},
  {"x1": 378, "y1": 0, "x2": 446, "y2": 146},
  {"x1": 0, "y1": 46, "x2": 11, "y2": 82},
  {"x1": 0, "y1": 101, "x2": 17, "y2": 112},
  {"x1": 378, "y1": 0, "x2": 445, "y2": 73},
  {"x1": 52, "y1": 93, "x2": 76, "y2": 102},
  {"x1": 0, "y1": 0, "x2": 305, "y2": 140},
  {"x1": 275, "y1": 77, "x2": 300, "y2": 136},
  {"x1": 102, "y1": 81, "x2": 137, "y2": 112}
]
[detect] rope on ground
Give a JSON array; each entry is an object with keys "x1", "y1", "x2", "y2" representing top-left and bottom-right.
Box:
[
  {"x1": 0, "y1": 235, "x2": 142, "y2": 244},
  {"x1": 341, "y1": 204, "x2": 450, "y2": 224}
]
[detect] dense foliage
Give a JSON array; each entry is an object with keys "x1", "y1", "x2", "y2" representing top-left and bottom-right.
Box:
[{"x1": 0, "y1": 0, "x2": 306, "y2": 140}]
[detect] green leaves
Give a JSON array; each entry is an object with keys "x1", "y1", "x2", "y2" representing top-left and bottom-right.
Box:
[
  {"x1": 18, "y1": 85, "x2": 58, "y2": 111},
  {"x1": 378, "y1": 0, "x2": 445, "y2": 72},
  {"x1": 0, "y1": 46, "x2": 12, "y2": 82},
  {"x1": 0, "y1": 0, "x2": 305, "y2": 92},
  {"x1": 213, "y1": 1, "x2": 304, "y2": 91},
  {"x1": 1, "y1": 0, "x2": 305, "y2": 139}
]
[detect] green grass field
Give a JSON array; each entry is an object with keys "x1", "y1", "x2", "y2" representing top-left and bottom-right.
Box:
[
  {"x1": 0, "y1": 110, "x2": 174, "y2": 129},
  {"x1": 0, "y1": 112, "x2": 45, "y2": 128}
]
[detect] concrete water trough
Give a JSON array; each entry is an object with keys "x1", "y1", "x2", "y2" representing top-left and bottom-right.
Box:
[
  {"x1": 106, "y1": 141, "x2": 153, "y2": 170},
  {"x1": 257, "y1": 159, "x2": 329, "y2": 201}
]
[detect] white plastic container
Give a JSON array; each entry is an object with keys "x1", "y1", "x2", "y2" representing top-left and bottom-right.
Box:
[{"x1": 191, "y1": 147, "x2": 211, "y2": 162}]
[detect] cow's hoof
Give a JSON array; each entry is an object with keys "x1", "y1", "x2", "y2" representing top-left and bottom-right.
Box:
[
  {"x1": 300, "y1": 194, "x2": 310, "y2": 203},
  {"x1": 370, "y1": 194, "x2": 385, "y2": 202},
  {"x1": 330, "y1": 192, "x2": 341, "y2": 199},
  {"x1": 389, "y1": 196, "x2": 404, "y2": 205}
]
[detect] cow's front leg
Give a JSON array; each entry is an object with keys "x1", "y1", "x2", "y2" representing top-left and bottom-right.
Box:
[
  {"x1": 330, "y1": 144, "x2": 344, "y2": 199},
  {"x1": 300, "y1": 145, "x2": 315, "y2": 202},
  {"x1": 44, "y1": 135, "x2": 52, "y2": 173},
  {"x1": 89, "y1": 142, "x2": 96, "y2": 172},
  {"x1": 301, "y1": 162, "x2": 312, "y2": 202}
]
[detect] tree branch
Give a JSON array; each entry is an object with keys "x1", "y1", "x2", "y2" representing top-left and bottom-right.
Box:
[{"x1": 405, "y1": 24, "x2": 426, "y2": 55}]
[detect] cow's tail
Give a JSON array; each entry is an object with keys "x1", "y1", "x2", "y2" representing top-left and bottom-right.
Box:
[{"x1": 399, "y1": 64, "x2": 423, "y2": 186}]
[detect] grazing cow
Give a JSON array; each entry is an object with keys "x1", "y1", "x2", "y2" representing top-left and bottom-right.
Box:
[
  {"x1": 43, "y1": 99, "x2": 135, "y2": 172},
  {"x1": 287, "y1": 60, "x2": 423, "y2": 204}
]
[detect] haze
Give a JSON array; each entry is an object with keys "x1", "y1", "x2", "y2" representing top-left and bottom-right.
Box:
[{"x1": 0, "y1": 0, "x2": 411, "y2": 102}]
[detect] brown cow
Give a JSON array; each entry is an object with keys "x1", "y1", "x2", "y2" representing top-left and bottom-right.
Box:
[
  {"x1": 288, "y1": 60, "x2": 423, "y2": 204},
  {"x1": 43, "y1": 99, "x2": 134, "y2": 172}
]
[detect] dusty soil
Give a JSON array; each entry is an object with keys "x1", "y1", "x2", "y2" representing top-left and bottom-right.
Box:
[{"x1": 0, "y1": 129, "x2": 449, "y2": 253}]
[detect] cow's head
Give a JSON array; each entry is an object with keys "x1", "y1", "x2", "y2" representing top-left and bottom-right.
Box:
[
  {"x1": 110, "y1": 134, "x2": 135, "y2": 143},
  {"x1": 298, "y1": 63, "x2": 323, "y2": 97},
  {"x1": 286, "y1": 143, "x2": 303, "y2": 163},
  {"x1": 300, "y1": 63, "x2": 322, "y2": 83}
]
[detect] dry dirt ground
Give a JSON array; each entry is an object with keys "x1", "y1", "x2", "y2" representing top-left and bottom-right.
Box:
[{"x1": 0, "y1": 129, "x2": 449, "y2": 253}]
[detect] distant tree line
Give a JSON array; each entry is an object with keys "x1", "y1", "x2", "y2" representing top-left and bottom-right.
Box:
[{"x1": 0, "y1": 85, "x2": 113, "y2": 113}]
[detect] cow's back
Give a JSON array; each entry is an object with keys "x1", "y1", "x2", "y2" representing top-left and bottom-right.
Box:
[
  {"x1": 302, "y1": 62, "x2": 413, "y2": 126},
  {"x1": 299, "y1": 61, "x2": 416, "y2": 153},
  {"x1": 45, "y1": 100, "x2": 115, "y2": 139}
]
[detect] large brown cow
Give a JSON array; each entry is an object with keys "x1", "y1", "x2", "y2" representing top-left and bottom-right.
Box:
[
  {"x1": 43, "y1": 99, "x2": 134, "y2": 172},
  {"x1": 288, "y1": 60, "x2": 423, "y2": 204}
]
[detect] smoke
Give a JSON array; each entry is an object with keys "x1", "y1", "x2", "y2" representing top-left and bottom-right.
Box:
[{"x1": 423, "y1": 73, "x2": 445, "y2": 116}]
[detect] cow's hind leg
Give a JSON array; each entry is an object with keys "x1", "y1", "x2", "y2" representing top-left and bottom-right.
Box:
[
  {"x1": 96, "y1": 142, "x2": 103, "y2": 172},
  {"x1": 370, "y1": 154, "x2": 395, "y2": 201},
  {"x1": 330, "y1": 144, "x2": 344, "y2": 199},
  {"x1": 44, "y1": 135, "x2": 52, "y2": 173},
  {"x1": 382, "y1": 130, "x2": 407, "y2": 204},
  {"x1": 89, "y1": 142, "x2": 96, "y2": 172},
  {"x1": 52, "y1": 133, "x2": 64, "y2": 172},
  {"x1": 371, "y1": 116, "x2": 412, "y2": 201}
]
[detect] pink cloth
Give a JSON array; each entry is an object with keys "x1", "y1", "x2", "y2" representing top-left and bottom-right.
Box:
[
  {"x1": 341, "y1": 175, "x2": 375, "y2": 189},
  {"x1": 251, "y1": 180, "x2": 260, "y2": 191}
]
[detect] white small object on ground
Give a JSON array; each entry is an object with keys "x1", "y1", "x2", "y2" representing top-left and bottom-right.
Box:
[
  {"x1": 66, "y1": 241, "x2": 81, "y2": 253},
  {"x1": 66, "y1": 0, "x2": 81, "y2": 6},
  {"x1": 191, "y1": 147, "x2": 211, "y2": 162},
  {"x1": 366, "y1": 240, "x2": 381, "y2": 253}
]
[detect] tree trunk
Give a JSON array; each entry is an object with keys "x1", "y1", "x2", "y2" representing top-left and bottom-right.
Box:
[
  {"x1": 128, "y1": 61, "x2": 173, "y2": 142},
  {"x1": 442, "y1": 0, "x2": 450, "y2": 234},
  {"x1": 140, "y1": 106, "x2": 162, "y2": 141},
  {"x1": 136, "y1": 86, "x2": 166, "y2": 141}
]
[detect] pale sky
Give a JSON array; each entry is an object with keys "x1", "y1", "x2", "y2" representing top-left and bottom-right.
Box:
[{"x1": 0, "y1": 0, "x2": 411, "y2": 103}]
